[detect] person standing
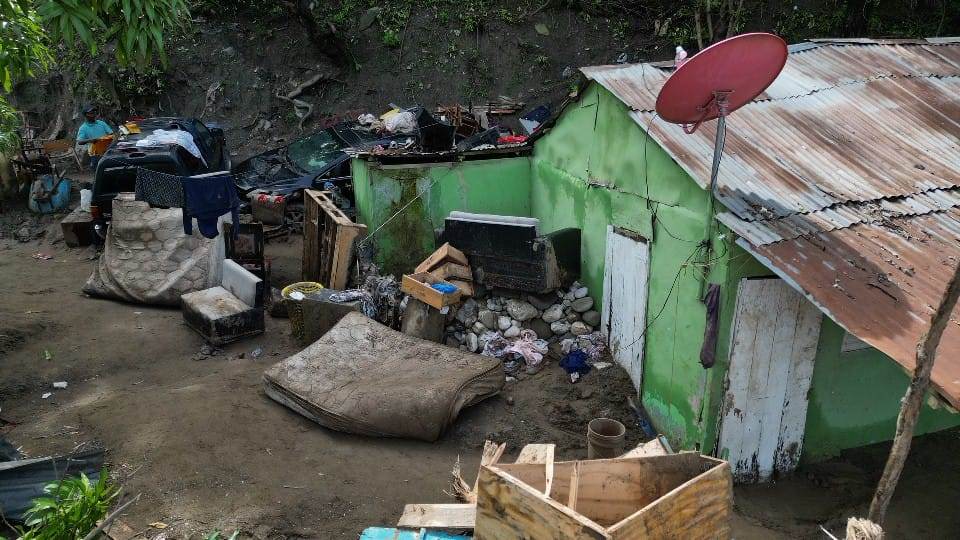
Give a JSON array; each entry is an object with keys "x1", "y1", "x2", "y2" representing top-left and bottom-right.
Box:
[{"x1": 76, "y1": 105, "x2": 113, "y2": 171}]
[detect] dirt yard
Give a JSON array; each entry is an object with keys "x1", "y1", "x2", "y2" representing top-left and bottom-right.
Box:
[{"x1": 1, "y1": 203, "x2": 958, "y2": 539}]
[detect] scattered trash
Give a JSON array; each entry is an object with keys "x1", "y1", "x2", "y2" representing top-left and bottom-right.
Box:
[
  {"x1": 41, "y1": 393, "x2": 52, "y2": 399},
  {"x1": 52, "y1": 381, "x2": 68, "y2": 389},
  {"x1": 431, "y1": 282, "x2": 458, "y2": 294},
  {"x1": 31, "y1": 252, "x2": 53, "y2": 260},
  {"x1": 251, "y1": 347, "x2": 263, "y2": 359},
  {"x1": 289, "y1": 290, "x2": 306, "y2": 301},
  {"x1": 592, "y1": 362, "x2": 612, "y2": 370},
  {"x1": 41, "y1": 349, "x2": 53, "y2": 361},
  {"x1": 150, "y1": 522, "x2": 169, "y2": 529}
]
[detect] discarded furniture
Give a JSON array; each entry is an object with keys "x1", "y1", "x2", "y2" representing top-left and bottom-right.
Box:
[
  {"x1": 224, "y1": 217, "x2": 268, "y2": 281},
  {"x1": 475, "y1": 453, "x2": 732, "y2": 539},
  {"x1": 83, "y1": 195, "x2": 225, "y2": 306},
  {"x1": 442, "y1": 212, "x2": 580, "y2": 293},
  {"x1": 402, "y1": 272, "x2": 462, "y2": 309},
  {"x1": 60, "y1": 207, "x2": 94, "y2": 247},
  {"x1": 181, "y1": 259, "x2": 265, "y2": 346},
  {"x1": 263, "y1": 312, "x2": 502, "y2": 441},
  {"x1": 302, "y1": 189, "x2": 366, "y2": 289}
]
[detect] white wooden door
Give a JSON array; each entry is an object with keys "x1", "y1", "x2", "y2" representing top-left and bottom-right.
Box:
[
  {"x1": 601, "y1": 226, "x2": 649, "y2": 392},
  {"x1": 718, "y1": 277, "x2": 822, "y2": 483}
]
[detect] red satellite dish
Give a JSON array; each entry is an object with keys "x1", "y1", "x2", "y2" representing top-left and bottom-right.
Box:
[{"x1": 656, "y1": 33, "x2": 787, "y2": 132}]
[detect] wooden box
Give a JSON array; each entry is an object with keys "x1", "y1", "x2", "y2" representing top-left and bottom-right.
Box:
[
  {"x1": 475, "y1": 453, "x2": 732, "y2": 540},
  {"x1": 401, "y1": 272, "x2": 462, "y2": 309}
]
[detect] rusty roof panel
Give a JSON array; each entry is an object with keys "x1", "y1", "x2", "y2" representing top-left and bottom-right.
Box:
[
  {"x1": 582, "y1": 40, "x2": 960, "y2": 407},
  {"x1": 740, "y1": 210, "x2": 960, "y2": 409}
]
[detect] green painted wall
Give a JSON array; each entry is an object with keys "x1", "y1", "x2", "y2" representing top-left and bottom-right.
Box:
[
  {"x1": 352, "y1": 157, "x2": 532, "y2": 276},
  {"x1": 530, "y1": 83, "x2": 732, "y2": 452}
]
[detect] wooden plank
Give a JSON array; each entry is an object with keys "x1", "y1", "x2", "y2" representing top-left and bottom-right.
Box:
[
  {"x1": 302, "y1": 190, "x2": 321, "y2": 281},
  {"x1": 607, "y1": 461, "x2": 732, "y2": 540},
  {"x1": 329, "y1": 219, "x2": 366, "y2": 290},
  {"x1": 397, "y1": 504, "x2": 476, "y2": 530},
  {"x1": 415, "y1": 242, "x2": 469, "y2": 274},
  {"x1": 567, "y1": 461, "x2": 581, "y2": 512},
  {"x1": 475, "y1": 466, "x2": 608, "y2": 540},
  {"x1": 516, "y1": 443, "x2": 555, "y2": 497},
  {"x1": 429, "y1": 262, "x2": 473, "y2": 281},
  {"x1": 447, "y1": 279, "x2": 474, "y2": 297}
]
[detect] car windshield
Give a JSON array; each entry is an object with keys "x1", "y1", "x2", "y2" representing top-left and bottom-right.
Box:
[{"x1": 285, "y1": 129, "x2": 346, "y2": 174}]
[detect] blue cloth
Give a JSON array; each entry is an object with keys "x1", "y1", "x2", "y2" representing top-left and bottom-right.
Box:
[
  {"x1": 559, "y1": 350, "x2": 591, "y2": 375},
  {"x1": 181, "y1": 173, "x2": 240, "y2": 239},
  {"x1": 76, "y1": 120, "x2": 113, "y2": 142},
  {"x1": 431, "y1": 283, "x2": 458, "y2": 294}
]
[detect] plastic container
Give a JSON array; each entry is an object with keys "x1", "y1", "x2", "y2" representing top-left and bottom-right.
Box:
[
  {"x1": 282, "y1": 282, "x2": 324, "y2": 341},
  {"x1": 587, "y1": 417, "x2": 626, "y2": 459},
  {"x1": 80, "y1": 189, "x2": 93, "y2": 212}
]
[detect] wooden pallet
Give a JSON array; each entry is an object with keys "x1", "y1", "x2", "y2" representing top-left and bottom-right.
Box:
[{"x1": 302, "y1": 190, "x2": 367, "y2": 290}]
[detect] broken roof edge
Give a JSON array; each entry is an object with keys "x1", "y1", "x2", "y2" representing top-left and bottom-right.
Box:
[{"x1": 730, "y1": 235, "x2": 960, "y2": 412}]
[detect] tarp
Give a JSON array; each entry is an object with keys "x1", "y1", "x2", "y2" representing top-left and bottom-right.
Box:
[
  {"x1": 0, "y1": 449, "x2": 104, "y2": 522},
  {"x1": 263, "y1": 312, "x2": 503, "y2": 441},
  {"x1": 83, "y1": 194, "x2": 224, "y2": 306}
]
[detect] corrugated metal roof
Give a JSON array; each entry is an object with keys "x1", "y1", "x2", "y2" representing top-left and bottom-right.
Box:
[{"x1": 582, "y1": 39, "x2": 960, "y2": 408}]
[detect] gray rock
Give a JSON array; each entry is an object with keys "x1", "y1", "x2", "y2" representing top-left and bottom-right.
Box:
[
  {"x1": 527, "y1": 293, "x2": 556, "y2": 311},
  {"x1": 497, "y1": 316, "x2": 513, "y2": 331},
  {"x1": 561, "y1": 298, "x2": 572, "y2": 309},
  {"x1": 456, "y1": 298, "x2": 479, "y2": 325},
  {"x1": 571, "y1": 321, "x2": 591, "y2": 336},
  {"x1": 528, "y1": 318, "x2": 553, "y2": 339},
  {"x1": 563, "y1": 292, "x2": 576, "y2": 302},
  {"x1": 466, "y1": 332, "x2": 479, "y2": 352},
  {"x1": 506, "y1": 299, "x2": 538, "y2": 322},
  {"x1": 472, "y1": 321, "x2": 487, "y2": 334},
  {"x1": 550, "y1": 321, "x2": 571, "y2": 335},
  {"x1": 487, "y1": 298, "x2": 504, "y2": 312},
  {"x1": 571, "y1": 297, "x2": 594, "y2": 313},
  {"x1": 574, "y1": 286, "x2": 589, "y2": 299},
  {"x1": 504, "y1": 326, "x2": 521, "y2": 338},
  {"x1": 478, "y1": 309, "x2": 497, "y2": 329},
  {"x1": 582, "y1": 310, "x2": 601, "y2": 327},
  {"x1": 541, "y1": 304, "x2": 564, "y2": 323},
  {"x1": 566, "y1": 311, "x2": 581, "y2": 323}
]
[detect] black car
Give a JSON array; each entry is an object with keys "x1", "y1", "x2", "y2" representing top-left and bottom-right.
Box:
[{"x1": 90, "y1": 117, "x2": 229, "y2": 233}]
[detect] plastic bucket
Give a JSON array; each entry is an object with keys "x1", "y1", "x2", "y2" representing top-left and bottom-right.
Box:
[
  {"x1": 587, "y1": 418, "x2": 626, "y2": 459},
  {"x1": 281, "y1": 282, "x2": 323, "y2": 341}
]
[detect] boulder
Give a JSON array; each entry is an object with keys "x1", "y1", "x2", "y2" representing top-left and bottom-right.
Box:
[
  {"x1": 573, "y1": 286, "x2": 589, "y2": 299},
  {"x1": 478, "y1": 309, "x2": 497, "y2": 329},
  {"x1": 550, "y1": 321, "x2": 571, "y2": 335},
  {"x1": 487, "y1": 298, "x2": 504, "y2": 312},
  {"x1": 571, "y1": 321, "x2": 591, "y2": 336},
  {"x1": 498, "y1": 316, "x2": 513, "y2": 331},
  {"x1": 456, "y1": 298, "x2": 480, "y2": 325},
  {"x1": 506, "y1": 299, "x2": 538, "y2": 322},
  {"x1": 566, "y1": 311, "x2": 581, "y2": 323},
  {"x1": 527, "y1": 293, "x2": 556, "y2": 311},
  {"x1": 466, "y1": 332, "x2": 479, "y2": 352},
  {"x1": 504, "y1": 325, "x2": 521, "y2": 338},
  {"x1": 472, "y1": 321, "x2": 487, "y2": 334},
  {"x1": 541, "y1": 304, "x2": 564, "y2": 323},
  {"x1": 528, "y1": 318, "x2": 553, "y2": 339},
  {"x1": 582, "y1": 310, "x2": 601, "y2": 327},
  {"x1": 571, "y1": 297, "x2": 594, "y2": 313}
]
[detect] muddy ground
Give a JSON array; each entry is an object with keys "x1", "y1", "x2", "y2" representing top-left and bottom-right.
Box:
[{"x1": 1, "y1": 197, "x2": 959, "y2": 538}]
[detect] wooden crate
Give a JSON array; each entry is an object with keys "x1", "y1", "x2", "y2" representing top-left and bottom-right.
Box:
[
  {"x1": 475, "y1": 453, "x2": 732, "y2": 540},
  {"x1": 302, "y1": 190, "x2": 367, "y2": 290},
  {"x1": 401, "y1": 272, "x2": 462, "y2": 309}
]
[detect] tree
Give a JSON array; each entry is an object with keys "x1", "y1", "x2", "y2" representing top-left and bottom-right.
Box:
[{"x1": 0, "y1": 0, "x2": 189, "y2": 152}]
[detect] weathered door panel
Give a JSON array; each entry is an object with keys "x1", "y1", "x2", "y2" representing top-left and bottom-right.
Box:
[
  {"x1": 601, "y1": 226, "x2": 649, "y2": 392},
  {"x1": 718, "y1": 277, "x2": 822, "y2": 483}
]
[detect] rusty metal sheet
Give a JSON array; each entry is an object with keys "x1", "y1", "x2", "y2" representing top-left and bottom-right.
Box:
[{"x1": 738, "y1": 209, "x2": 960, "y2": 409}]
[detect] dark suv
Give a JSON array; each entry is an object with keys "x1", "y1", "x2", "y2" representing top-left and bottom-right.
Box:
[{"x1": 91, "y1": 117, "x2": 229, "y2": 235}]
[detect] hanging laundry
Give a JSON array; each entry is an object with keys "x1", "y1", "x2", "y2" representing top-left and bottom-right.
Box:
[
  {"x1": 135, "y1": 168, "x2": 185, "y2": 208},
  {"x1": 181, "y1": 172, "x2": 240, "y2": 239}
]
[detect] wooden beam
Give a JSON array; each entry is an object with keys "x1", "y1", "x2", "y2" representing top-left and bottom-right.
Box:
[
  {"x1": 515, "y1": 444, "x2": 555, "y2": 497},
  {"x1": 869, "y1": 260, "x2": 960, "y2": 525},
  {"x1": 567, "y1": 461, "x2": 581, "y2": 513},
  {"x1": 397, "y1": 503, "x2": 476, "y2": 530}
]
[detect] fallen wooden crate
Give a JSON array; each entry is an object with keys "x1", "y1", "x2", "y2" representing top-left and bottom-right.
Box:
[
  {"x1": 415, "y1": 242, "x2": 469, "y2": 274},
  {"x1": 402, "y1": 272, "x2": 462, "y2": 309},
  {"x1": 302, "y1": 189, "x2": 366, "y2": 289},
  {"x1": 474, "y1": 453, "x2": 732, "y2": 540}
]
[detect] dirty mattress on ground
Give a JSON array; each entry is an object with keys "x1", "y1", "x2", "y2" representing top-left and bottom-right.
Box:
[{"x1": 262, "y1": 312, "x2": 504, "y2": 441}]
